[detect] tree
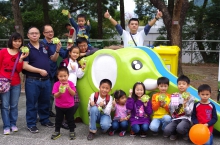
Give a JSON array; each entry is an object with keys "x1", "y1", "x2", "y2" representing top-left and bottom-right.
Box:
[
  {"x1": 120, "y1": 0, "x2": 125, "y2": 29},
  {"x1": 42, "y1": 0, "x2": 50, "y2": 24},
  {"x1": 11, "y1": 0, "x2": 24, "y2": 38},
  {"x1": 134, "y1": 0, "x2": 189, "y2": 75}
]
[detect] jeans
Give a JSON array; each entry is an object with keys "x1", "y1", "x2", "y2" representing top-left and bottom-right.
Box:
[
  {"x1": 163, "y1": 119, "x2": 191, "y2": 136},
  {"x1": 89, "y1": 106, "x2": 111, "y2": 133},
  {"x1": 111, "y1": 120, "x2": 128, "y2": 131},
  {"x1": 1, "y1": 84, "x2": 21, "y2": 129},
  {"x1": 49, "y1": 77, "x2": 56, "y2": 111},
  {"x1": 204, "y1": 134, "x2": 213, "y2": 145},
  {"x1": 25, "y1": 78, "x2": 51, "y2": 128},
  {"x1": 131, "y1": 123, "x2": 149, "y2": 133},
  {"x1": 149, "y1": 115, "x2": 171, "y2": 132}
]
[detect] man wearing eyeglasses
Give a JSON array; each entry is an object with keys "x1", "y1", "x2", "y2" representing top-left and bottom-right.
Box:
[
  {"x1": 23, "y1": 27, "x2": 61, "y2": 133},
  {"x1": 42, "y1": 24, "x2": 68, "y2": 118},
  {"x1": 76, "y1": 37, "x2": 98, "y2": 60}
]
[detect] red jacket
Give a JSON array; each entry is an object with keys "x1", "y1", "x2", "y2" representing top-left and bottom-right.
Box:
[{"x1": 0, "y1": 48, "x2": 23, "y2": 86}]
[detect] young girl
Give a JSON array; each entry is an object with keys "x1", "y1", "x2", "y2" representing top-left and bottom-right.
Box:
[
  {"x1": 0, "y1": 32, "x2": 28, "y2": 135},
  {"x1": 126, "y1": 82, "x2": 152, "y2": 137},
  {"x1": 109, "y1": 90, "x2": 129, "y2": 137},
  {"x1": 60, "y1": 46, "x2": 85, "y2": 128},
  {"x1": 51, "y1": 66, "x2": 76, "y2": 140}
]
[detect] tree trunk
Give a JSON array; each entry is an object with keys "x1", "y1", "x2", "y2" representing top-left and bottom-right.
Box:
[
  {"x1": 120, "y1": 0, "x2": 125, "y2": 29},
  {"x1": 42, "y1": 0, "x2": 50, "y2": 24},
  {"x1": 195, "y1": 0, "x2": 208, "y2": 62},
  {"x1": 97, "y1": 0, "x2": 103, "y2": 39},
  {"x1": 11, "y1": 0, "x2": 24, "y2": 39}
]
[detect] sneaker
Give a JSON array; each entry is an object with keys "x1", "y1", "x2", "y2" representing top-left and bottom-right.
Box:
[
  {"x1": 130, "y1": 130, "x2": 136, "y2": 137},
  {"x1": 49, "y1": 111, "x2": 56, "y2": 117},
  {"x1": 87, "y1": 132, "x2": 95, "y2": 140},
  {"x1": 152, "y1": 131, "x2": 158, "y2": 136},
  {"x1": 3, "y1": 129, "x2": 10, "y2": 135},
  {"x1": 11, "y1": 126, "x2": 18, "y2": 132},
  {"x1": 27, "y1": 126, "x2": 39, "y2": 133},
  {"x1": 119, "y1": 131, "x2": 126, "y2": 137},
  {"x1": 183, "y1": 135, "x2": 189, "y2": 141},
  {"x1": 170, "y1": 134, "x2": 177, "y2": 140},
  {"x1": 69, "y1": 132, "x2": 76, "y2": 140},
  {"x1": 51, "y1": 132, "x2": 61, "y2": 140},
  {"x1": 140, "y1": 132, "x2": 147, "y2": 138},
  {"x1": 163, "y1": 134, "x2": 169, "y2": 138},
  {"x1": 61, "y1": 122, "x2": 69, "y2": 130},
  {"x1": 42, "y1": 121, "x2": 55, "y2": 128},
  {"x1": 108, "y1": 130, "x2": 115, "y2": 136}
]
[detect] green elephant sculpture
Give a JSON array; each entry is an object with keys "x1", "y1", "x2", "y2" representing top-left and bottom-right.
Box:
[{"x1": 75, "y1": 47, "x2": 179, "y2": 125}]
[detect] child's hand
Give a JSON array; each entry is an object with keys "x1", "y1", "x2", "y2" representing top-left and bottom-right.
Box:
[
  {"x1": 104, "y1": 10, "x2": 110, "y2": 18},
  {"x1": 160, "y1": 101, "x2": 165, "y2": 107},
  {"x1": 99, "y1": 101, "x2": 105, "y2": 107},
  {"x1": 112, "y1": 98, "x2": 116, "y2": 107},
  {"x1": 144, "y1": 101, "x2": 148, "y2": 107},
  {"x1": 87, "y1": 20, "x2": 90, "y2": 26},
  {"x1": 204, "y1": 123, "x2": 208, "y2": 127},
  {"x1": 128, "y1": 89, "x2": 132, "y2": 98},
  {"x1": 90, "y1": 98, "x2": 95, "y2": 106},
  {"x1": 70, "y1": 63, "x2": 75, "y2": 71}
]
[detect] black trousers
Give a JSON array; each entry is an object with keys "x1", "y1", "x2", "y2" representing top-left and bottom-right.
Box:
[{"x1": 55, "y1": 106, "x2": 76, "y2": 132}]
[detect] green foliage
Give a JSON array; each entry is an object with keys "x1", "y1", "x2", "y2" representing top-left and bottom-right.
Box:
[{"x1": 153, "y1": 35, "x2": 167, "y2": 47}]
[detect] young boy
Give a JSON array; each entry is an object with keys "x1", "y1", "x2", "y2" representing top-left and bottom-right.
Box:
[
  {"x1": 163, "y1": 75, "x2": 195, "y2": 141},
  {"x1": 191, "y1": 84, "x2": 217, "y2": 145},
  {"x1": 87, "y1": 79, "x2": 113, "y2": 140},
  {"x1": 67, "y1": 12, "x2": 91, "y2": 41},
  {"x1": 149, "y1": 77, "x2": 171, "y2": 135}
]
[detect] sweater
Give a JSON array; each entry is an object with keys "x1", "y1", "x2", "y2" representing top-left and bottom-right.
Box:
[
  {"x1": 151, "y1": 93, "x2": 171, "y2": 119},
  {"x1": 126, "y1": 97, "x2": 152, "y2": 126}
]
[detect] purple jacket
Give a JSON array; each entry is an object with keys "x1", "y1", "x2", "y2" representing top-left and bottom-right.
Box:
[{"x1": 126, "y1": 98, "x2": 152, "y2": 126}]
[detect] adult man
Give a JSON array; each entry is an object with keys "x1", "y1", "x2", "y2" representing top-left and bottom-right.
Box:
[
  {"x1": 64, "y1": 23, "x2": 76, "y2": 42},
  {"x1": 42, "y1": 24, "x2": 68, "y2": 117},
  {"x1": 76, "y1": 37, "x2": 98, "y2": 60},
  {"x1": 104, "y1": 10, "x2": 163, "y2": 47},
  {"x1": 23, "y1": 27, "x2": 61, "y2": 133}
]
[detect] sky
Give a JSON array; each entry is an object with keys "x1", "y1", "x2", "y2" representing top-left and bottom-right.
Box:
[{"x1": 123, "y1": 0, "x2": 136, "y2": 17}]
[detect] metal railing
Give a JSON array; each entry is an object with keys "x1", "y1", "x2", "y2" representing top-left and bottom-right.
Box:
[{"x1": 1, "y1": 39, "x2": 220, "y2": 64}]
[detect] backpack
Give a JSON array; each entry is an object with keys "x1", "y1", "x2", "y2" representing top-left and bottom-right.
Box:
[{"x1": 94, "y1": 92, "x2": 110, "y2": 106}]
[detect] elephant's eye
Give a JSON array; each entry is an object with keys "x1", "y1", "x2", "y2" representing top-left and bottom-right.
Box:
[{"x1": 131, "y1": 60, "x2": 143, "y2": 70}]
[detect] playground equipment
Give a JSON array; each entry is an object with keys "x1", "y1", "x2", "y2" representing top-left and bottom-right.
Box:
[{"x1": 75, "y1": 47, "x2": 220, "y2": 132}]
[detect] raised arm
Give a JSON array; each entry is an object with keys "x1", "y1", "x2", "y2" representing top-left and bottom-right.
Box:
[
  {"x1": 148, "y1": 10, "x2": 163, "y2": 26},
  {"x1": 104, "y1": 10, "x2": 118, "y2": 26}
]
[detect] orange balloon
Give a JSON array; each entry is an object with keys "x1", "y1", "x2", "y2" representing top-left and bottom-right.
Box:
[{"x1": 189, "y1": 124, "x2": 210, "y2": 145}]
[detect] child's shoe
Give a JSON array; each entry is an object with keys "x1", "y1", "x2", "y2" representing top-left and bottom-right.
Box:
[
  {"x1": 51, "y1": 132, "x2": 61, "y2": 140},
  {"x1": 119, "y1": 131, "x2": 126, "y2": 137},
  {"x1": 11, "y1": 126, "x2": 18, "y2": 132},
  {"x1": 108, "y1": 130, "x2": 115, "y2": 136},
  {"x1": 3, "y1": 129, "x2": 10, "y2": 135},
  {"x1": 170, "y1": 134, "x2": 177, "y2": 140},
  {"x1": 130, "y1": 130, "x2": 136, "y2": 137},
  {"x1": 69, "y1": 132, "x2": 76, "y2": 140},
  {"x1": 140, "y1": 132, "x2": 147, "y2": 138},
  {"x1": 152, "y1": 131, "x2": 158, "y2": 136},
  {"x1": 183, "y1": 134, "x2": 189, "y2": 141},
  {"x1": 87, "y1": 132, "x2": 95, "y2": 140}
]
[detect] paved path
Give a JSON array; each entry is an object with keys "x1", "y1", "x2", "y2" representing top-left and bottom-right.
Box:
[{"x1": 0, "y1": 93, "x2": 220, "y2": 145}]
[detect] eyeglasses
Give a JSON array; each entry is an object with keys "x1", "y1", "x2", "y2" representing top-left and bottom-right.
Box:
[
  {"x1": 44, "y1": 31, "x2": 54, "y2": 34},
  {"x1": 78, "y1": 44, "x2": 87, "y2": 48},
  {"x1": 28, "y1": 32, "x2": 39, "y2": 35}
]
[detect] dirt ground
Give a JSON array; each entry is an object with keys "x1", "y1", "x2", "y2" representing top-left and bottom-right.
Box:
[
  {"x1": 182, "y1": 63, "x2": 218, "y2": 101},
  {"x1": 20, "y1": 63, "x2": 219, "y2": 101}
]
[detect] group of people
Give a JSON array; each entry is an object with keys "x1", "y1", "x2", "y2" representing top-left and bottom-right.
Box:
[
  {"x1": 0, "y1": 7, "x2": 216, "y2": 145},
  {"x1": 86, "y1": 76, "x2": 217, "y2": 145}
]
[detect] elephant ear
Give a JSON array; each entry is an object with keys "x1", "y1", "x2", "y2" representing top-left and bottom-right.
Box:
[{"x1": 91, "y1": 54, "x2": 117, "y2": 89}]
